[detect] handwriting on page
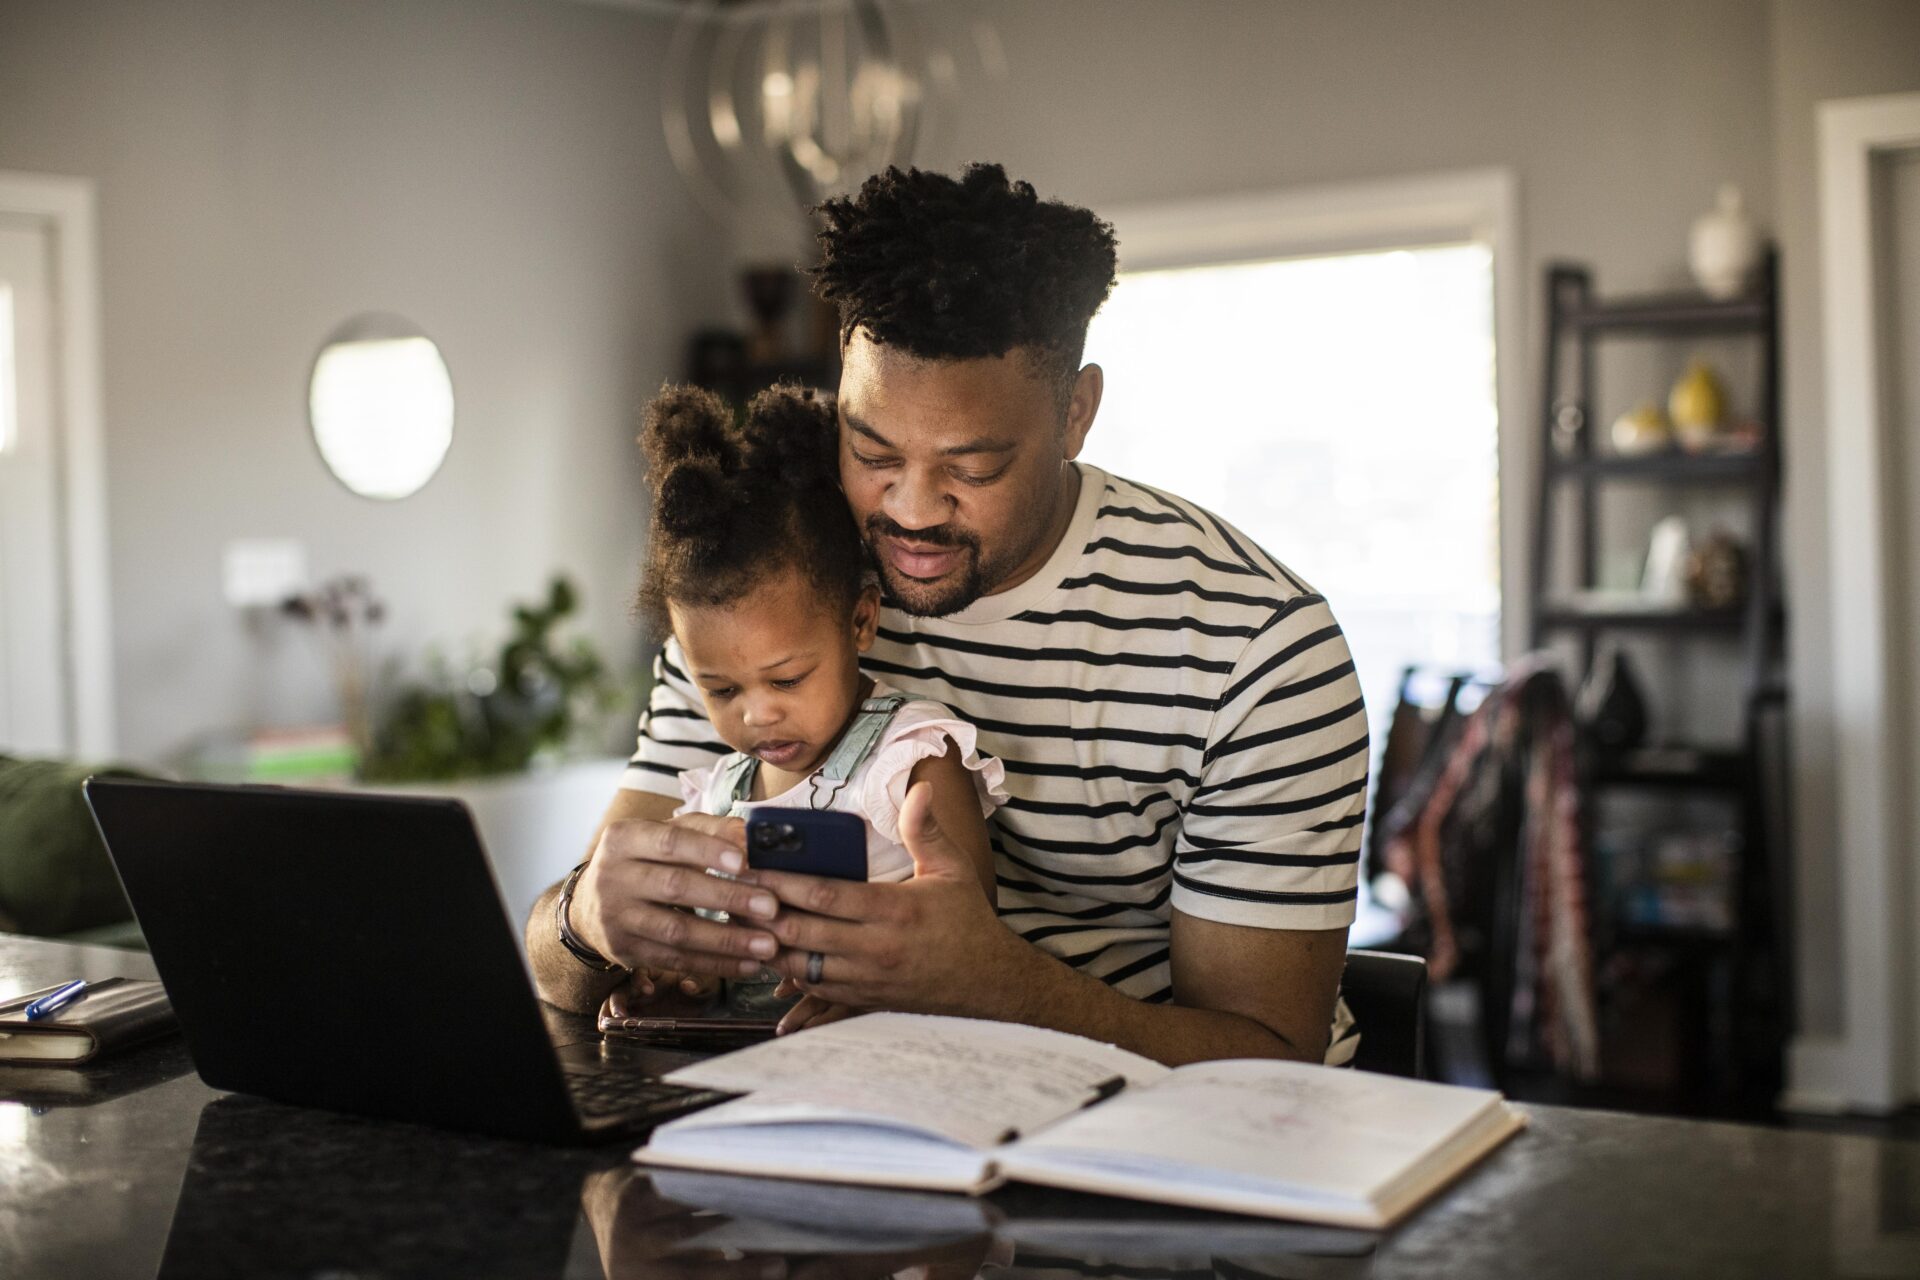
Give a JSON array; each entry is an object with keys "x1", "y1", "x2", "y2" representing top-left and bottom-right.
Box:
[
  {"x1": 665, "y1": 1013, "x2": 1167, "y2": 1149},
  {"x1": 1014, "y1": 1059, "x2": 1497, "y2": 1200}
]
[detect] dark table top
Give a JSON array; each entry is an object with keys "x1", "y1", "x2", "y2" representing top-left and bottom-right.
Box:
[{"x1": 3, "y1": 933, "x2": 1917, "y2": 1279}]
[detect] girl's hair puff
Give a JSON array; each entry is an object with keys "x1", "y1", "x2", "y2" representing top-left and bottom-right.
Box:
[{"x1": 636, "y1": 382, "x2": 868, "y2": 637}]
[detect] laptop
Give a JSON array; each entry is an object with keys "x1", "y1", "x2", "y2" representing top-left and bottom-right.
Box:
[{"x1": 82, "y1": 776, "x2": 734, "y2": 1144}]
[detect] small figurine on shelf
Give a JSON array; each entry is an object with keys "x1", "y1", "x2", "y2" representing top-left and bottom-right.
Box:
[
  {"x1": 1576, "y1": 643, "x2": 1650, "y2": 756},
  {"x1": 1688, "y1": 184, "x2": 1763, "y2": 300},
  {"x1": 1668, "y1": 361, "x2": 1728, "y2": 453},
  {"x1": 1610, "y1": 402, "x2": 1672, "y2": 456},
  {"x1": 1641, "y1": 515, "x2": 1692, "y2": 606},
  {"x1": 1684, "y1": 530, "x2": 1749, "y2": 611}
]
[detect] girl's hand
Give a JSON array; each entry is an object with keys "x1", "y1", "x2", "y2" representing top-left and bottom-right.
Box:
[
  {"x1": 772, "y1": 977, "x2": 856, "y2": 1035},
  {"x1": 776, "y1": 992, "x2": 856, "y2": 1035},
  {"x1": 604, "y1": 969, "x2": 719, "y2": 1017}
]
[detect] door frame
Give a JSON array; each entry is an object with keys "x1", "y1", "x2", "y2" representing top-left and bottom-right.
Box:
[
  {"x1": 1096, "y1": 168, "x2": 1525, "y2": 660},
  {"x1": 0, "y1": 172, "x2": 114, "y2": 757},
  {"x1": 1789, "y1": 92, "x2": 1920, "y2": 1113}
]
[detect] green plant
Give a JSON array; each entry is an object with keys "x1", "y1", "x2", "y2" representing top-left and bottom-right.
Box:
[{"x1": 358, "y1": 576, "x2": 628, "y2": 783}]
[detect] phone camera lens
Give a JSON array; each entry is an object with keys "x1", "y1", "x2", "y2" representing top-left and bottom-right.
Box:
[{"x1": 750, "y1": 821, "x2": 805, "y2": 855}]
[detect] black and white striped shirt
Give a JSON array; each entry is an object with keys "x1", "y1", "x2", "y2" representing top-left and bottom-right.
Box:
[{"x1": 622, "y1": 464, "x2": 1368, "y2": 1062}]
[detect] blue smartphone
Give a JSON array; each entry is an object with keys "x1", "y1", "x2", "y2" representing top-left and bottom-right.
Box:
[{"x1": 745, "y1": 808, "x2": 868, "y2": 881}]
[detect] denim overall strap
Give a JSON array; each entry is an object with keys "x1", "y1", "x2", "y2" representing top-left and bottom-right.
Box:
[
  {"x1": 705, "y1": 752, "x2": 760, "y2": 819},
  {"x1": 817, "y1": 693, "x2": 917, "y2": 783}
]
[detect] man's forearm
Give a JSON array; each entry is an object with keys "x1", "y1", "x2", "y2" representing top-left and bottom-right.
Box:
[
  {"x1": 526, "y1": 880, "x2": 625, "y2": 1014},
  {"x1": 975, "y1": 938, "x2": 1325, "y2": 1067}
]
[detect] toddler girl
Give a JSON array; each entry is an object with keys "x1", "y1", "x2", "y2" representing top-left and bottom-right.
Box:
[{"x1": 630, "y1": 382, "x2": 1006, "y2": 1026}]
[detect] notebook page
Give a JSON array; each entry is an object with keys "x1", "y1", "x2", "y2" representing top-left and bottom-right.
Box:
[
  {"x1": 1007, "y1": 1059, "x2": 1505, "y2": 1204},
  {"x1": 662, "y1": 1012, "x2": 1167, "y2": 1149}
]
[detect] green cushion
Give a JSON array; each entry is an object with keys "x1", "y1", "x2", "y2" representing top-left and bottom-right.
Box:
[{"x1": 0, "y1": 756, "x2": 147, "y2": 937}]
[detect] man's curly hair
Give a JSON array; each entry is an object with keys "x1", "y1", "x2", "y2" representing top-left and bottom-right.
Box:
[{"x1": 810, "y1": 163, "x2": 1119, "y2": 405}]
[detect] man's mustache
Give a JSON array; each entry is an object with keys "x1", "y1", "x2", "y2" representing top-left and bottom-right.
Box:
[{"x1": 863, "y1": 515, "x2": 977, "y2": 551}]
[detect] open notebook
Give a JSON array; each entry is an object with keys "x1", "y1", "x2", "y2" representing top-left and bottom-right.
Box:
[{"x1": 634, "y1": 1013, "x2": 1524, "y2": 1230}]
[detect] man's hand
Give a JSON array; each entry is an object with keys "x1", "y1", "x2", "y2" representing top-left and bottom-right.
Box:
[
  {"x1": 571, "y1": 811, "x2": 785, "y2": 982},
  {"x1": 750, "y1": 781, "x2": 1026, "y2": 1017}
]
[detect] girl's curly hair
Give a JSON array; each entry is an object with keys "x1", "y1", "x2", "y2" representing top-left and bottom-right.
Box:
[
  {"x1": 809, "y1": 162, "x2": 1118, "y2": 401},
  {"x1": 635, "y1": 383, "x2": 867, "y2": 637}
]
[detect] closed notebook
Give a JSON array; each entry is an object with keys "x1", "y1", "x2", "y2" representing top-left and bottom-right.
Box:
[{"x1": 0, "y1": 977, "x2": 178, "y2": 1065}]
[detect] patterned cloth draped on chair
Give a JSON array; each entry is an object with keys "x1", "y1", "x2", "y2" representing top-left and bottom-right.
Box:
[{"x1": 1380, "y1": 658, "x2": 1600, "y2": 1082}]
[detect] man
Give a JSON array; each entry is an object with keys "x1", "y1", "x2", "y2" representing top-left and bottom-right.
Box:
[{"x1": 528, "y1": 163, "x2": 1369, "y2": 1066}]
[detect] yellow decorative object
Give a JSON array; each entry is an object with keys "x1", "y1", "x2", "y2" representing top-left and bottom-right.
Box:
[
  {"x1": 1610, "y1": 403, "x2": 1671, "y2": 457},
  {"x1": 1668, "y1": 362, "x2": 1727, "y2": 452}
]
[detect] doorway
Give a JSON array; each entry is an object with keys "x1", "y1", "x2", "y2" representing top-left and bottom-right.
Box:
[
  {"x1": 0, "y1": 173, "x2": 114, "y2": 758},
  {"x1": 0, "y1": 214, "x2": 68, "y2": 752},
  {"x1": 1801, "y1": 93, "x2": 1920, "y2": 1112},
  {"x1": 1884, "y1": 134, "x2": 1920, "y2": 1107}
]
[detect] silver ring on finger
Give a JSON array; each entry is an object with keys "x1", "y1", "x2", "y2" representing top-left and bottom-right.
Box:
[{"x1": 806, "y1": 950, "x2": 824, "y2": 985}]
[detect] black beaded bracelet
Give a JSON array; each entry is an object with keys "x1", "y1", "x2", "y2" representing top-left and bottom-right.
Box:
[{"x1": 555, "y1": 861, "x2": 625, "y2": 973}]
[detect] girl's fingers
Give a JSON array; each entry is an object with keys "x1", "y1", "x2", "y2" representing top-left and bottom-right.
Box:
[
  {"x1": 809, "y1": 1002, "x2": 856, "y2": 1029},
  {"x1": 777, "y1": 993, "x2": 831, "y2": 1035},
  {"x1": 605, "y1": 971, "x2": 664, "y2": 1019}
]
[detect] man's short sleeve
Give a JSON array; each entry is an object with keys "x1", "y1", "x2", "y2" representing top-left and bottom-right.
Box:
[
  {"x1": 618, "y1": 636, "x2": 729, "y2": 799},
  {"x1": 1173, "y1": 596, "x2": 1370, "y2": 931}
]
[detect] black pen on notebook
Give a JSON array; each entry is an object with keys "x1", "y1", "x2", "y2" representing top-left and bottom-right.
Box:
[
  {"x1": 995, "y1": 1075, "x2": 1130, "y2": 1146},
  {"x1": 24, "y1": 979, "x2": 90, "y2": 1021}
]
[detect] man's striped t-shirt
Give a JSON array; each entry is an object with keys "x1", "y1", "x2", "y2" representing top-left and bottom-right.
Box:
[{"x1": 621, "y1": 463, "x2": 1370, "y2": 1063}]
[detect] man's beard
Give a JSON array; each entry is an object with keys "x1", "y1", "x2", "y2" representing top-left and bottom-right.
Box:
[{"x1": 863, "y1": 515, "x2": 993, "y2": 618}]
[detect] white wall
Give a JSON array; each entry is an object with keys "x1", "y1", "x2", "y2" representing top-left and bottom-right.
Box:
[{"x1": 0, "y1": 0, "x2": 729, "y2": 762}]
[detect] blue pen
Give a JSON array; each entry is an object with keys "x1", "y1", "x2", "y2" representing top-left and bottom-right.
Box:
[{"x1": 24, "y1": 979, "x2": 90, "y2": 1021}]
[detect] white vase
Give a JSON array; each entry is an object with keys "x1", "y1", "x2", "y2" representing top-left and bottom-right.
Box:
[{"x1": 1689, "y1": 184, "x2": 1762, "y2": 300}]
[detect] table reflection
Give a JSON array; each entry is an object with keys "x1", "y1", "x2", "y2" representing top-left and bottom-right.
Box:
[
  {"x1": 153, "y1": 1095, "x2": 1374, "y2": 1279},
  {"x1": 589, "y1": 1165, "x2": 1379, "y2": 1280},
  {"x1": 137, "y1": 1087, "x2": 1920, "y2": 1280},
  {"x1": 157, "y1": 1094, "x2": 597, "y2": 1277}
]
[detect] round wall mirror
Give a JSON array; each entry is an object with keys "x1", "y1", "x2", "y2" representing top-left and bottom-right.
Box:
[{"x1": 307, "y1": 313, "x2": 454, "y2": 500}]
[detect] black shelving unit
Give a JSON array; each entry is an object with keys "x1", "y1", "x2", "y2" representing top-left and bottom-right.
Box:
[{"x1": 1528, "y1": 251, "x2": 1791, "y2": 1115}]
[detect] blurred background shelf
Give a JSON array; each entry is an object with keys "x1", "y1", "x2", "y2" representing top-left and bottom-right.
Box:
[
  {"x1": 1589, "y1": 745, "x2": 1748, "y2": 791},
  {"x1": 1562, "y1": 292, "x2": 1770, "y2": 334},
  {"x1": 1546, "y1": 451, "x2": 1764, "y2": 483},
  {"x1": 1536, "y1": 602, "x2": 1748, "y2": 632},
  {"x1": 1527, "y1": 251, "x2": 1791, "y2": 1117}
]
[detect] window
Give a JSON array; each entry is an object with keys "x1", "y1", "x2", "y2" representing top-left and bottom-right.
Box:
[{"x1": 1082, "y1": 241, "x2": 1502, "y2": 748}]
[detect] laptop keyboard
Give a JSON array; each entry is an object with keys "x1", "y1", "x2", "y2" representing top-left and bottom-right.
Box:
[{"x1": 564, "y1": 1069, "x2": 732, "y2": 1122}]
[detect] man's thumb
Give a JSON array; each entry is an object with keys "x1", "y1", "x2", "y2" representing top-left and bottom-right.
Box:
[{"x1": 901, "y1": 780, "x2": 965, "y2": 878}]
